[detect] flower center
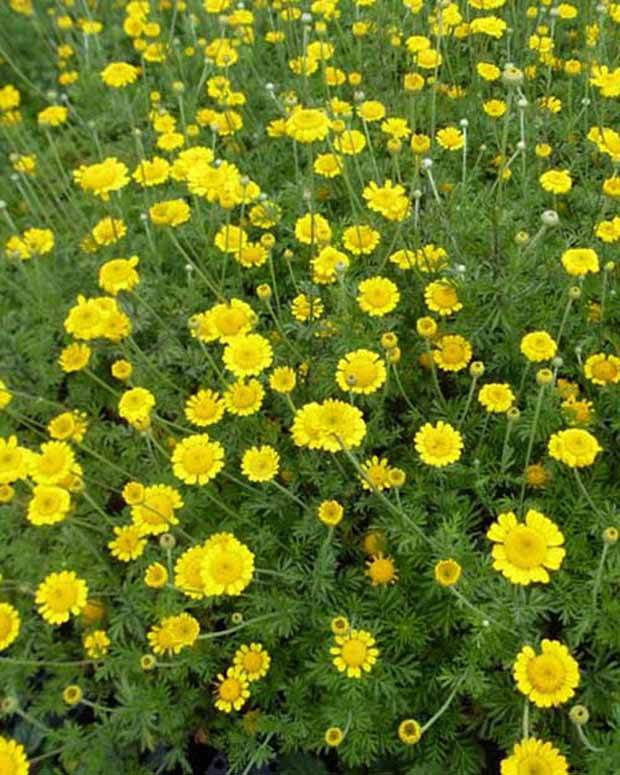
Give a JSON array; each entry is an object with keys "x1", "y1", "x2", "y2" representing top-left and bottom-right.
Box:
[
  {"x1": 518, "y1": 757, "x2": 551, "y2": 775},
  {"x1": 592, "y1": 360, "x2": 617, "y2": 381},
  {"x1": 216, "y1": 309, "x2": 246, "y2": 335},
  {"x1": 243, "y1": 652, "x2": 263, "y2": 673},
  {"x1": 442, "y1": 343, "x2": 465, "y2": 363},
  {"x1": 219, "y1": 677, "x2": 242, "y2": 701},
  {"x1": 49, "y1": 583, "x2": 77, "y2": 611},
  {"x1": 527, "y1": 654, "x2": 566, "y2": 693},
  {"x1": 341, "y1": 638, "x2": 367, "y2": 667},
  {"x1": 182, "y1": 446, "x2": 214, "y2": 474},
  {"x1": 504, "y1": 526, "x2": 547, "y2": 568},
  {"x1": 347, "y1": 362, "x2": 377, "y2": 386},
  {"x1": 211, "y1": 553, "x2": 243, "y2": 584}
]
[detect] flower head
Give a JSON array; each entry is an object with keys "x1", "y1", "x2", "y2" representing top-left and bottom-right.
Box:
[
  {"x1": 486, "y1": 510, "x2": 565, "y2": 585},
  {"x1": 513, "y1": 640, "x2": 579, "y2": 707}
]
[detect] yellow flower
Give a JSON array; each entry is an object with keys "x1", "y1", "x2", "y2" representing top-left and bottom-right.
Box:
[
  {"x1": 83, "y1": 629, "x2": 110, "y2": 658},
  {"x1": 38, "y1": 105, "x2": 68, "y2": 126},
  {"x1": 214, "y1": 667, "x2": 250, "y2": 712},
  {"x1": 0, "y1": 436, "x2": 30, "y2": 484},
  {"x1": 561, "y1": 247, "x2": 599, "y2": 276},
  {"x1": 73, "y1": 157, "x2": 129, "y2": 200},
  {"x1": 513, "y1": 640, "x2": 580, "y2": 707},
  {"x1": 424, "y1": 280, "x2": 462, "y2": 316},
  {"x1": 539, "y1": 169, "x2": 572, "y2": 194},
  {"x1": 336, "y1": 349, "x2": 386, "y2": 394},
  {"x1": 366, "y1": 553, "x2": 398, "y2": 586},
  {"x1": 434, "y1": 559, "x2": 462, "y2": 587},
  {"x1": 223, "y1": 379, "x2": 265, "y2": 416},
  {"x1": 201, "y1": 533, "x2": 254, "y2": 596},
  {"x1": 98, "y1": 256, "x2": 140, "y2": 295},
  {"x1": 0, "y1": 602, "x2": 20, "y2": 651},
  {"x1": 57, "y1": 342, "x2": 90, "y2": 373},
  {"x1": 118, "y1": 387, "x2": 155, "y2": 428},
  {"x1": 433, "y1": 334, "x2": 472, "y2": 372},
  {"x1": 222, "y1": 334, "x2": 273, "y2": 378},
  {"x1": 184, "y1": 389, "x2": 225, "y2": 427},
  {"x1": 171, "y1": 434, "x2": 225, "y2": 485},
  {"x1": 144, "y1": 562, "x2": 169, "y2": 589},
  {"x1": 343, "y1": 224, "x2": 381, "y2": 255},
  {"x1": 0, "y1": 736, "x2": 30, "y2": 774},
  {"x1": 149, "y1": 199, "x2": 191, "y2": 227},
  {"x1": 132, "y1": 156, "x2": 170, "y2": 187},
  {"x1": 36, "y1": 570, "x2": 88, "y2": 625},
  {"x1": 233, "y1": 643, "x2": 271, "y2": 681},
  {"x1": 415, "y1": 421, "x2": 463, "y2": 467},
  {"x1": 269, "y1": 367, "x2": 297, "y2": 393},
  {"x1": 478, "y1": 383, "x2": 515, "y2": 413},
  {"x1": 317, "y1": 499, "x2": 344, "y2": 526},
  {"x1": 108, "y1": 524, "x2": 147, "y2": 562},
  {"x1": 398, "y1": 719, "x2": 422, "y2": 745},
  {"x1": 241, "y1": 445, "x2": 279, "y2": 482},
  {"x1": 131, "y1": 484, "x2": 183, "y2": 535},
  {"x1": 548, "y1": 428, "x2": 601, "y2": 468},
  {"x1": 487, "y1": 510, "x2": 565, "y2": 585},
  {"x1": 436, "y1": 126, "x2": 465, "y2": 150},
  {"x1": 520, "y1": 331, "x2": 557, "y2": 362},
  {"x1": 500, "y1": 737, "x2": 568, "y2": 775},
  {"x1": 27, "y1": 485, "x2": 71, "y2": 526},
  {"x1": 285, "y1": 106, "x2": 330, "y2": 143},
  {"x1": 330, "y1": 628, "x2": 379, "y2": 678},
  {"x1": 294, "y1": 212, "x2": 332, "y2": 245},
  {"x1": 29, "y1": 441, "x2": 75, "y2": 485},
  {"x1": 175, "y1": 545, "x2": 209, "y2": 599},
  {"x1": 357, "y1": 276, "x2": 400, "y2": 316},
  {"x1": 362, "y1": 180, "x2": 410, "y2": 221},
  {"x1": 584, "y1": 353, "x2": 620, "y2": 385},
  {"x1": 324, "y1": 727, "x2": 344, "y2": 747}
]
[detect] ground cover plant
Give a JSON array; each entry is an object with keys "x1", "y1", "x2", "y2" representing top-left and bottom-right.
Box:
[{"x1": 1, "y1": 0, "x2": 620, "y2": 772}]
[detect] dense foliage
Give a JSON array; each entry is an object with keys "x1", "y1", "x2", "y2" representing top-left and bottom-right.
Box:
[{"x1": 1, "y1": 0, "x2": 620, "y2": 773}]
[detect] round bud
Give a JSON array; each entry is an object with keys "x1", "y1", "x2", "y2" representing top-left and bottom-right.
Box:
[
  {"x1": 515, "y1": 230, "x2": 530, "y2": 245},
  {"x1": 603, "y1": 527, "x2": 619, "y2": 545},
  {"x1": 470, "y1": 361, "x2": 485, "y2": 378},
  {"x1": 140, "y1": 654, "x2": 157, "y2": 671},
  {"x1": 604, "y1": 261, "x2": 615, "y2": 272},
  {"x1": 413, "y1": 189, "x2": 423, "y2": 200},
  {"x1": 0, "y1": 696, "x2": 18, "y2": 714},
  {"x1": 551, "y1": 357, "x2": 563, "y2": 369},
  {"x1": 507, "y1": 407, "x2": 521, "y2": 421},
  {"x1": 569, "y1": 705, "x2": 590, "y2": 726},
  {"x1": 159, "y1": 533, "x2": 176, "y2": 550},
  {"x1": 517, "y1": 97, "x2": 528, "y2": 109},
  {"x1": 185, "y1": 264, "x2": 194, "y2": 272},
  {"x1": 541, "y1": 209, "x2": 559, "y2": 227},
  {"x1": 459, "y1": 118, "x2": 469, "y2": 128},
  {"x1": 568, "y1": 286, "x2": 581, "y2": 300},
  {"x1": 517, "y1": 140, "x2": 526, "y2": 152},
  {"x1": 231, "y1": 612, "x2": 243, "y2": 624},
  {"x1": 421, "y1": 157, "x2": 433, "y2": 170},
  {"x1": 256, "y1": 284, "x2": 272, "y2": 301},
  {"x1": 536, "y1": 368, "x2": 553, "y2": 386}
]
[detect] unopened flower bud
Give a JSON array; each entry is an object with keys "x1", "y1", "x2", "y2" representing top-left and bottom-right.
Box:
[
  {"x1": 256, "y1": 283, "x2": 271, "y2": 300},
  {"x1": 569, "y1": 705, "x2": 590, "y2": 726},
  {"x1": 470, "y1": 361, "x2": 485, "y2": 378},
  {"x1": 159, "y1": 533, "x2": 176, "y2": 550},
  {"x1": 603, "y1": 527, "x2": 618, "y2": 545},
  {"x1": 568, "y1": 286, "x2": 581, "y2": 300},
  {"x1": 536, "y1": 368, "x2": 553, "y2": 386},
  {"x1": 541, "y1": 209, "x2": 559, "y2": 227}
]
